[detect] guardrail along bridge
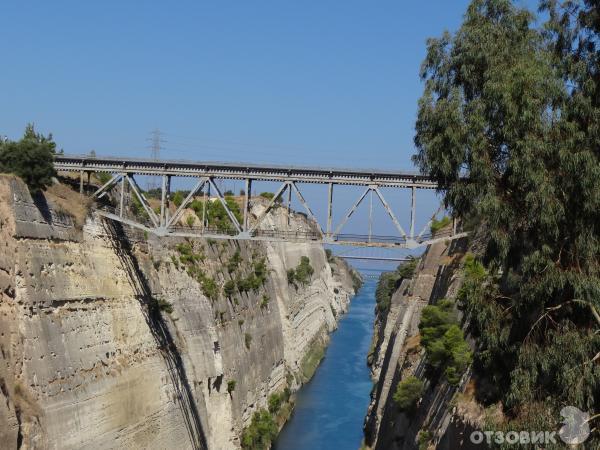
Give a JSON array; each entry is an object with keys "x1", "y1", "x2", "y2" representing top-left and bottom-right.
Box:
[{"x1": 55, "y1": 155, "x2": 465, "y2": 249}]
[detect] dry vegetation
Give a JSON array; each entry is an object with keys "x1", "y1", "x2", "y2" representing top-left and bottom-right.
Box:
[{"x1": 45, "y1": 182, "x2": 92, "y2": 228}]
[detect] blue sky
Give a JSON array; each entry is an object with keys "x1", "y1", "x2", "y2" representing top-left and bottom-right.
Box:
[
  {"x1": 2, "y1": 0, "x2": 479, "y2": 167},
  {"x1": 0, "y1": 0, "x2": 538, "y2": 263}
]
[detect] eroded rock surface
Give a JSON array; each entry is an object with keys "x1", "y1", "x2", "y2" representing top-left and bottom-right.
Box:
[{"x1": 0, "y1": 176, "x2": 358, "y2": 450}]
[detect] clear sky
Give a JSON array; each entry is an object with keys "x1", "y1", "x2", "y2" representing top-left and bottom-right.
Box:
[
  {"x1": 0, "y1": 0, "x2": 538, "y2": 263},
  {"x1": 2, "y1": 0, "x2": 481, "y2": 168}
]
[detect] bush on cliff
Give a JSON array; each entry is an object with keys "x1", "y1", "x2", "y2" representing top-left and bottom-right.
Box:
[
  {"x1": 0, "y1": 124, "x2": 57, "y2": 192},
  {"x1": 375, "y1": 257, "x2": 418, "y2": 313},
  {"x1": 419, "y1": 300, "x2": 471, "y2": 385},
  {"x1": 241, "y1": 409, "x2": 278, "y2": 450},
  {"x1": 227, "y1": 249, "x2": 242, "y2": 273},
  {"x1": 429, "y1": 216, "x2": 451, "y2": 235},
  {"x1": 223, "y1": 280, "x2": 236, "y2": 298},
  {"x1": 293, "y1": 256, "x2": 314, "y2": 285},
  {"x1": 267, "y1": 388, "x2": 291, "y2": 414},
  {"x1": 191, "y1": 197, "x2": 243, "y2": 233},
  {"x1": 393, "y1": 376, "x2": 424, "y2": 411}
]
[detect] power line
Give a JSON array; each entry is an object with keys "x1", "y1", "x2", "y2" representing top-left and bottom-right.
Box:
[
  {"x1": 146, "y1": 128, "x2": 164, "y2": 190},
  {"x1": 149, "y1": 128, "x2": 163, "y2": 161}
]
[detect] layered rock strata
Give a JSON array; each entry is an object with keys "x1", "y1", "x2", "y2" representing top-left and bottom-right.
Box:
[{"x1": 0, "y1": 176, "x2": 358, "y2": 450}]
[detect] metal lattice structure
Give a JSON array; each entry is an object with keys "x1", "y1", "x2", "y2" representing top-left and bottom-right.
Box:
[{"x1": 57, "y1": 154, "x2": 466, "y2": 249}]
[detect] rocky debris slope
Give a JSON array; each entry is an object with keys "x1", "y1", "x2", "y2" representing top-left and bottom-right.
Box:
[
  {"x1": 0, "y1": 176, "x2": 359, "y2": 450},
  {"x1": 364, "y1": 236, "x2": 471, "y2": 450}
]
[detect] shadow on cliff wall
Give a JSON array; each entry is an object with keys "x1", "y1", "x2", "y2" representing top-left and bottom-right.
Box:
[
  {"x1": 103, "y1": 219, "x2": 208, "y2": 450},
  {"x1": 31, "y1": 191, "x2": 53, "y2": 224}
]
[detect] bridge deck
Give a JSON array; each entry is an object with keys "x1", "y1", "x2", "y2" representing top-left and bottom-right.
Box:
[{"x1": 54, "y1": 154, "x2": 438, "y2": 188}]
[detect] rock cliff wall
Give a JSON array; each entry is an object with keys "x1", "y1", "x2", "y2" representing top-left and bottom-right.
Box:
[
  {"x1": 364, "y1": 236, "x2": 472, "y2": 450},
  {"x1": 0, "y1": 176, "x2": 358, "y2": 450}
]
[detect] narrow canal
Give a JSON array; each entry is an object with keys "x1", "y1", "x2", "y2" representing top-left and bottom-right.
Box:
[{"x1": 274, "y1": 270, "x2": 379, "y2": 450}]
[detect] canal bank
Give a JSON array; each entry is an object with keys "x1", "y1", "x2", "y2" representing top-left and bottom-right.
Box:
[{"x1": 274, "y1": 270, "x2": 379, "y2": 450}]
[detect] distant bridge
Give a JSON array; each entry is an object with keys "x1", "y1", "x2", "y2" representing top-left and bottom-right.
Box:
[
  {"x1": 338, "y1": 255, "x2": 410, "y2": 262},
  {"x1": 55, "y1": 154, "x2": 466, "y2": 250}
]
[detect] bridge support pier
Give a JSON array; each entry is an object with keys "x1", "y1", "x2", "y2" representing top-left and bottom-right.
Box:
[
  {"x1": 119, "y1": 174, "x2": 126, "y2": 218},
  {"x1": 327, "y1": 182, "x2": 333, "y2": 239},
  {"x1": 410, "y1": 186, "x2": 416, "y2": 239},
  {"x1": 243, "y1": 178, "x2": 252, "y2": 232}
]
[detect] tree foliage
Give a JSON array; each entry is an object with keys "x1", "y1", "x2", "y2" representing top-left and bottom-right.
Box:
[
  {"x1": 0, "y1": 124, "x2": 57, "y2": 191},
  {"x1": 190, "y1": 197, "x2": 243, "y2": 233},
  {"x1": 241, "y1": 409, "x2": 278, "y2": 450},
  {"x1": 375, "y1": 257, "x2": 419, "y2": 313},
  {"x1": 393, "y1": 376, "x2": 425, "y2": 411},
  {"x1": 419, "y1": 300, "x2": 472, "y2": 385},
  {"x1": 414, "y1": 0, "x2": 600, "y2": 436},
  {"x1": 294, "y1": 256, "x2": 314, "y2": 285}
]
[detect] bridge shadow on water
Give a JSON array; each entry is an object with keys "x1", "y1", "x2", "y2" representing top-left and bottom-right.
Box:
[{"x1": 103, "y1": 220, "x2": 208, "y2": 450}]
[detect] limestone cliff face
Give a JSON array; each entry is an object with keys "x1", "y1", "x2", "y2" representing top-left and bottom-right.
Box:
[
  {"x1": 364, "y1": 237, "x2": 471, "y2": 450},
  {"x1": 0, "y1": 176, "x2": 358, "y2": 450}
]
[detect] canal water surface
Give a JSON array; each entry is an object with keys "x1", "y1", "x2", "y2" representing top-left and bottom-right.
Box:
[{"x1": 274, "y1": 270, "x2": 379, "y2": 450}]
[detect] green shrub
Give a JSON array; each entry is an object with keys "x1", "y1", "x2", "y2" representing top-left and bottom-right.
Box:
[
  {"x1": 462, "y1": 253, "x2": 486, "y2": 280},
  {"x1": 97, "y1": 172, "x2": 112, "y2": 184},
  {"x1": 268, "y1": 393, "x2": 282, "y2": 414},
  {"x1": 417, "y1": 430, "x2": 433, "y2": 450},
  {"x1": 375, "y1": 257, "x2": 419, "y2": 313},
  {"x1": 191, "y1": 197, "x2": 243, "y2": 233},
  {"x1": 267, "y1": 389, "x2": 291, "y2": 414},
  {"x1": 244, "y1": 333, "x2": 252, "y2": 349},
  {"x1": 252, "y1": 258, "x2": 268, "y2": 282},
  {"x1": 227, "y1": 380, "x2": 236, "y2": 394},
  {"x1": 224, "y1": 280, "x2": 236, "y2": 298},
  {"x1": 227, "y1": 250, "x2": 242, "y2": 273},
  {"x1": 0, "y1": 124, "x2": 57, "y2": 192},
  {"x1": 438, "y1": 325, "x2": 471, "y2": 385},
  {"x1": 155, "y1": 298, "x2": 174, "y2": 314},
  {"x1": 419, "y1": 300, "x2": 471, "y2": 385},
  {"x1": 201, "y1": 276, "x2": 218, "y2": 301},
  {"x1": 130, "y1": 192, "x2": 149, "y2": 219},
  {"x1": 259, "y1": 192, "x2": 275, "y2": 200},
  {"x1": 260, "y1": 295, "x2": 270, "y2": 309},
  {"x1": 419, "y1": 300, "x2": 456, "y2": 349},
  {"x1": 241, "y1": 409, "x2": 278, "y2": 450},
  {"x1": 294, "y1": 256, "x2": 314, "y2": 285},
  {"x1": 172, "y1": 191, "x2": 185, "y2": 207},
  {"x1": 430, "y1": 216, "x2": 451, "y2": 235},
  {"x1": 286, "y1": 268, "x2": 296, "y2": 284},
  {"x1": 325, "y1": 249, "x2": 333, "y2": 262},
  {"x1": 236, "y1": 276, "x2": 251, "y2": 293},
  {"x1": 398, "y1": 256, "x2": 418, "y2": 279},
  {"x1": 186, "y1": 215, "x2": 195, "y2": 227},
  {"x1": 393, "y1": 376, "x2": 424, "y2": 410}
]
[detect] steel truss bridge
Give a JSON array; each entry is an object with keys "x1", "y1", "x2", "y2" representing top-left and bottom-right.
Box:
[{"x1": 55, "y1": 155, "x2": 466, "y2": 250}]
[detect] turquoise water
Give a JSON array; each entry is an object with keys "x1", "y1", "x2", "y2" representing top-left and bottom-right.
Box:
[{"x1": 274, "y1": 271, "x2": 378, "y2": 450}]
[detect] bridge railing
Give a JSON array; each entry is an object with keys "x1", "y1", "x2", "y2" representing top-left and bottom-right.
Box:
[{"x1": 334, "y1": 233, "x2": 407, "y2": 245}]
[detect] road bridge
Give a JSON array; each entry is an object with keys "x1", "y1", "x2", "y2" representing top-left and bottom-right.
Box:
[{"x1": 55, "y1": 154, "x2": 466, "y2": 250}]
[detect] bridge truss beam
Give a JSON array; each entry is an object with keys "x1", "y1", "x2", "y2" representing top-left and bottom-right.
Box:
[{"x1": 57, "y1": 154, "x2": 466, "y2": 249}]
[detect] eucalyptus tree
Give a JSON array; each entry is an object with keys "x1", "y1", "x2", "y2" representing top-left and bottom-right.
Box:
[{"x1": 413, "y1": 0, "x2": 599, "y2": 439}]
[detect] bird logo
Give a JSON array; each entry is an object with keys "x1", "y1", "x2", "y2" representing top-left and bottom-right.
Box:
[{"x1": 558, "y1": 406, "x2": 590, "y2": 445}]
